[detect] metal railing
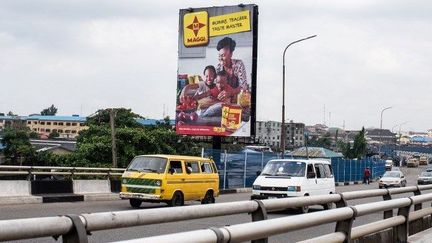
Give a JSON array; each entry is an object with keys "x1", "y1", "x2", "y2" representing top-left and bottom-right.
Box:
[
  {"x1": 1, "y1": 185, "x2": 432, "y2": 242},
  {"x1": 0, "y1": 165, "x2": 125, "y2": 178}
]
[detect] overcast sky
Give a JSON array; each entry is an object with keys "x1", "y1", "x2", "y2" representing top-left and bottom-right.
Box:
[{"x1": 1, "y1": 0, "x2": 431, "y2": 132}]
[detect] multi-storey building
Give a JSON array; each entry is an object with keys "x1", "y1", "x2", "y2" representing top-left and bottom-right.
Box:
[
  {"x1": 26, "y1": 115, "x2": 87, "y2": 139},
  {"x1": 255, "y1": 120, "x2": 305, "y2": 150},
  {"x1": 0, "y1": 115, "x2": 87, "y2": 139}
]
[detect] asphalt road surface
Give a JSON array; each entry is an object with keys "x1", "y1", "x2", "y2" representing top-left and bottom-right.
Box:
[{"x1": 0, "y1": 165, "x2": 429, "y2": 243}]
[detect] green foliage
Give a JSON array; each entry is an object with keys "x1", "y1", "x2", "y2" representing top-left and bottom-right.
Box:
[
  {"x1": 41, "y1": 104, "x2": 58, "y2": 116},
  {"x1": 307, "y1": 133, "x2": 332, "y2": 149},
  {"x1": 48, "y1": 130, "x2": 60, "y2": 139},
  {"x1": 339, "y1": 127, "x2": 367, "y2": 159},
  {"x1": 1, "y1": 125, "x2": 35, "y2": 165},
  {"x1": 86, "y1": 108, "x2": 142, "y2": 128}
]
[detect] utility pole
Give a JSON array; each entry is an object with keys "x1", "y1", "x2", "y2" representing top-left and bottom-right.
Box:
[{"x1": 110, "y1": 108, "x2": 118, "y2": 168}]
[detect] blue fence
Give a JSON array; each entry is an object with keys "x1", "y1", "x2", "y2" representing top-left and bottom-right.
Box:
[
  {"x1": 203, "y1": 149, "x2": 386, "y2": 189},
  {"x1": 331, "y1": 157, "x2": 385, "y2": 183}
]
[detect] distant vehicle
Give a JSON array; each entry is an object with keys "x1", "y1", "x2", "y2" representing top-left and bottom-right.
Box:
[
  {"x1": 385, "y1": 160, "x2": 393, "y2": 171},
  {"x1": 426, "y1": 164, "x2": 432, "y2": 172},
  {"x1": 417, "y1": 171, "x2": 432, "y2": 185},
  {"x1": 407, "y1": 158, "x2": 419, "y2": 168},
  {"x1": 251, "y1": 159, "x2": 335, "y2": 213},
  {"x1": 379, "y1": 171, "x2": 407, "y2": 188},
  {"x1": 419, "y1": 156, "x2": 428, "y2": 165}
]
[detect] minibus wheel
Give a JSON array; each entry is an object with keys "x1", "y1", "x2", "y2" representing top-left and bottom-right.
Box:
[
  {"x1": 129, "y1": 199, "x2": 142, "y2": 208},
  {"x1": 201, "y1": 191, "x2": 215, "y2": 204},
  {"x1": 169, "y1": 191, "x2": 184, "y2": 206}
]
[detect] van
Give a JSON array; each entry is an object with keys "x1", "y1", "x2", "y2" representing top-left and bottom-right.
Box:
[
  {"x1": 120, "y1": 154, "x2": 219, "y2": 208},
  {"x1": 419, "y1": 156, "x2": 428, "y2": 165},
  {"x1": 385, "y1": 160, "x2": 393, "y2": 171},
  {"x1": 251, "y1": 159, "x2": 335, "y2": 213},
  {"x1": 407, "y1": 158, "x2": 419, "y2": 167}
]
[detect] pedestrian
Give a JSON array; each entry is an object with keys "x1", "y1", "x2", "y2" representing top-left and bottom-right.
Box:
[{"x1": 363, "y1": 167, "x2": 371, "y2": 185}]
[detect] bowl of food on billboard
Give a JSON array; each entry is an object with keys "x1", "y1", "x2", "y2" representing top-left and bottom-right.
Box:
[{"x1": 176, "y1": 4, "x2": 257, "y2": 137}]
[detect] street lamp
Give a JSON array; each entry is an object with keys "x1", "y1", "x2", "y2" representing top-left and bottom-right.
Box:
[
  {"x1": 281, "y1": 35, "x2": 317, "y2": 158},
  {"x1": 378, "y1": 106, "x2": 392, "y2": 155}
]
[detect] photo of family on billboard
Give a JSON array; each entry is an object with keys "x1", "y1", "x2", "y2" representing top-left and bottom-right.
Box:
[{"x1": 176, "y1": 5, "x2": 256, "y2": 137}]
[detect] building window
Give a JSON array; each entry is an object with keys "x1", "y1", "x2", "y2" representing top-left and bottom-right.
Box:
[
  {"x1": 41, "y1": 122, "x2": 45, "y2": 125},
  {"x1": 46, "y1": 129, "x2": 50, "y2": 132},
  {"x1": 72, "y1": 123, "x2": 77, "y2": 126},
  {"x1": 65, "y1": 130, "x2": 70, "y2": 133},
  {"x1": 58, "y1": 122, "x2": 64, "y2": 126},
  {"x1": 58, "y1": 129, "x2": 63, "y2": 133},
  {"x1": 47, "y1": 122, "x2": 51, "y2": 125},
  {"x1": 80, "y1": 123, "x2": 84, "y2": 126},
  {"x1": 27, "y1": 121, "x2": 31, "y2": 124},
  {"x1": 66, "y1": 123, "x2": 71, "y2": 126},
  {"x1": 53, "y1": 122, "x2": 58, "y2": 125},
  {"x1": 34, "y1": 121, "x2": 37, "y2": 124},
  {"x1": 72, "y1": 130, "x2": 77, "y2": 134}
]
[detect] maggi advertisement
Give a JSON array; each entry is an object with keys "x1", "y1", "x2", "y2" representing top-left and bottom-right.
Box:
[{"x1": 176, "y1": 4, "x2": 258, "y2": 137}]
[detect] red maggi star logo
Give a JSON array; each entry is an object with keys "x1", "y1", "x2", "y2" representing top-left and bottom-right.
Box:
[{"x1": 186, "y1": 16, "x2": 206, "y2": 37}]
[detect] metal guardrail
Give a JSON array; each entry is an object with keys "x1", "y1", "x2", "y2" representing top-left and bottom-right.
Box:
[
  {"x1": 0, "y1": 165, "x2": 125, "y2": 178},
  {"x1": 1, "y1": 185, "x2": 432, "y2": 242}
]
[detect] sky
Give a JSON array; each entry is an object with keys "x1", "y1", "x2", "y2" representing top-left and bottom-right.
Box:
[{"x1": 1, "y1": 0, "x2": 431, "y2": 132}]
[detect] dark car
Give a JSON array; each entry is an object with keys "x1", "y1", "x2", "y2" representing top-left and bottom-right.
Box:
[
  {"x1": 426, "y1": 165, "x2": 432, "y2": 172},
  {"x1": 417, "y1": 171, "x2": 432, "y2": 185}
]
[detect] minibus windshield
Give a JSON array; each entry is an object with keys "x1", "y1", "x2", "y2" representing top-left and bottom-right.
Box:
[
  {"x1": 261, "y1": 161, "x2": 306, "y2": 177},
  {"x1": 127, "y1": 157, "x2": 167, "y2": 173}
]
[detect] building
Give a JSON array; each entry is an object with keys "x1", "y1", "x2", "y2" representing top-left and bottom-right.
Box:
[
  {"x1": 25, "y1": 115, "x2": 87, "y2": 139},
  {"x1": 255, "y1": 120, "x2": 305, "y2": 150},
  {"x1": 365, "y1": 128, "x2": 397, "y2": 144},
  {"x1": 0, "y1": 115, "x2": 87, "y2": 139}
]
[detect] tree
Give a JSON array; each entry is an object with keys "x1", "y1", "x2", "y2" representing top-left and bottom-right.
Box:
[
  {"x1": 7, "y1": 111, "x2": 16, "y2": 116},
  {"x1": 48, "y1": 130, "x2": 60, "y2": 139},
  {"x1": 41, "y1": 105, "x2": 58, "y2": 116},
  {"x1": 75, "y1": 108, "x2": 191, "y2": 167},
  {"x1": 307, "y1": 133, "x2": 332, "y2": 149},
  {"x1": 1, "y1": 124, "x2": 35, "y2": 165},
  {"x1": 339, "y1": 127, "x2": 367, "y2": 159}
]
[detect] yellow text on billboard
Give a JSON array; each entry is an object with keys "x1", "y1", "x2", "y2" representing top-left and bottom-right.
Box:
[
  {"x1": 183, "y1": 11, "x2": 209, "y2": 47},
  {"x1": 209, "y1": 10, "x2": 250, "y2": 37}
]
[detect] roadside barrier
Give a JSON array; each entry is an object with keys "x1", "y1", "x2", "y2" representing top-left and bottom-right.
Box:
[
  {"x1": 0, "y1": 165, "x2": 125, "y2": 178},
  {"x1": 1, "y1": 185, "x2": 432, "y2": 242}
]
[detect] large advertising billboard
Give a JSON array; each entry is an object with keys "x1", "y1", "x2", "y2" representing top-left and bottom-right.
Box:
[{"x1": 176, "y1": 4, "x2": 258, "y2": 137}]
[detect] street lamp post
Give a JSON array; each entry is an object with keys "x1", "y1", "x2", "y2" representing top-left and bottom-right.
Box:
[
  {"x1": 378, "y1": 106, "x2": 392, "y2": 155},
  {"x1": 281, "y1": 35, "x2": 317, "y2": 158}
]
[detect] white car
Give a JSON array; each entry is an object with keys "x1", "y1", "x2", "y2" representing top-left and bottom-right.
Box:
[{"x1": 379, "y1": 171, "x2": 407, "y2": 188}]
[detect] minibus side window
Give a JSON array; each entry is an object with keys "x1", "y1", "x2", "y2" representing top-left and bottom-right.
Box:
[
  {"x1": 169, "y1": 161, "x2": 183, "y2": 174},
  {"x1": 314, "y1": 164, "x2": 326, "y2": 178},
  {"x1": 201, "y1": 162, "x2": 213, "y2": 173},
  {"x1": 186, "y1": 161, "x2": 200, "y2": 173},
  {"x1": 306, "y1": 164, "x2": 315, "y2": 178},
  {"x1": 323, "y1": 164, "x2": 333, "y2": 178}
]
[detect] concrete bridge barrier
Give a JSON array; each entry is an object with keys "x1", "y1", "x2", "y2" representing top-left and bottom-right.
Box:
[
  {"x1": 0, "y1": 180, "x2": 42, "y2": 205},
  {"x1": 73, "y1": 180, "x2": 119, "y2": 201}
]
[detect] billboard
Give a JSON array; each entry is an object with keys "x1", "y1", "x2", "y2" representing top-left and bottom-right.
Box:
[{"x1": 176, "y1": 4, "x2": 258, "y2": 137}]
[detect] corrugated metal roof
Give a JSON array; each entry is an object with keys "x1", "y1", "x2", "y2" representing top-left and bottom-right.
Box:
[
  {"x1": 26, "y1": 115, "x2": 86, "y2": 122},
  {"x1": 289, "y1": 147, "x2": 343, "y2": 158}
]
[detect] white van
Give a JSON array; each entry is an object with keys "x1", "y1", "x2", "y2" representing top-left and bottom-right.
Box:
[
  {"x1": 251, "y1": 159, "x2": 335, "y2": 213},
  {"x1": 385, "y1": 160, "x2": 393, "y2": 171}
]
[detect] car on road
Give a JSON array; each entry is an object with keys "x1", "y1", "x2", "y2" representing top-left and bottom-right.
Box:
[
  {"x1": 426, "y1": 165, "x2": 432, "y2": 172},
  {"x1": 417, "y1": 171, "x2": 432, "y2": 185},
  {"x1": 419, "y1": 156, "x2": 428, "y2": 165},
  {"x1": 385, "y1": 160, "x2": 393, "y2": 171},
  {"x1": 407, "y1": 158, "x2": 419, "y2": 167},
  {"x1": 379, "y1": 171, "x2": 407, "y2": 188}
]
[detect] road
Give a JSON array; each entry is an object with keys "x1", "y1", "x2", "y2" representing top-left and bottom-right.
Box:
[{"x1": 0, "y1": 166, "x2": 429, "y2": 243}]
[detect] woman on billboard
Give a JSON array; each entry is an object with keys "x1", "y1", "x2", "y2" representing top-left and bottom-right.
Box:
[{"x1": 216, "y1": 37, "x2": 249, "y2": 95}]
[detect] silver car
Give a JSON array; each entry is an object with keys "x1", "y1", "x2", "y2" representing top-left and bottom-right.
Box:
[
  {"x1": 379, "y1": 171, "x2": 407, "y2": 188},
  {"x1": 417, "y1": 172, "x2": 432, "y2": 185}
]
